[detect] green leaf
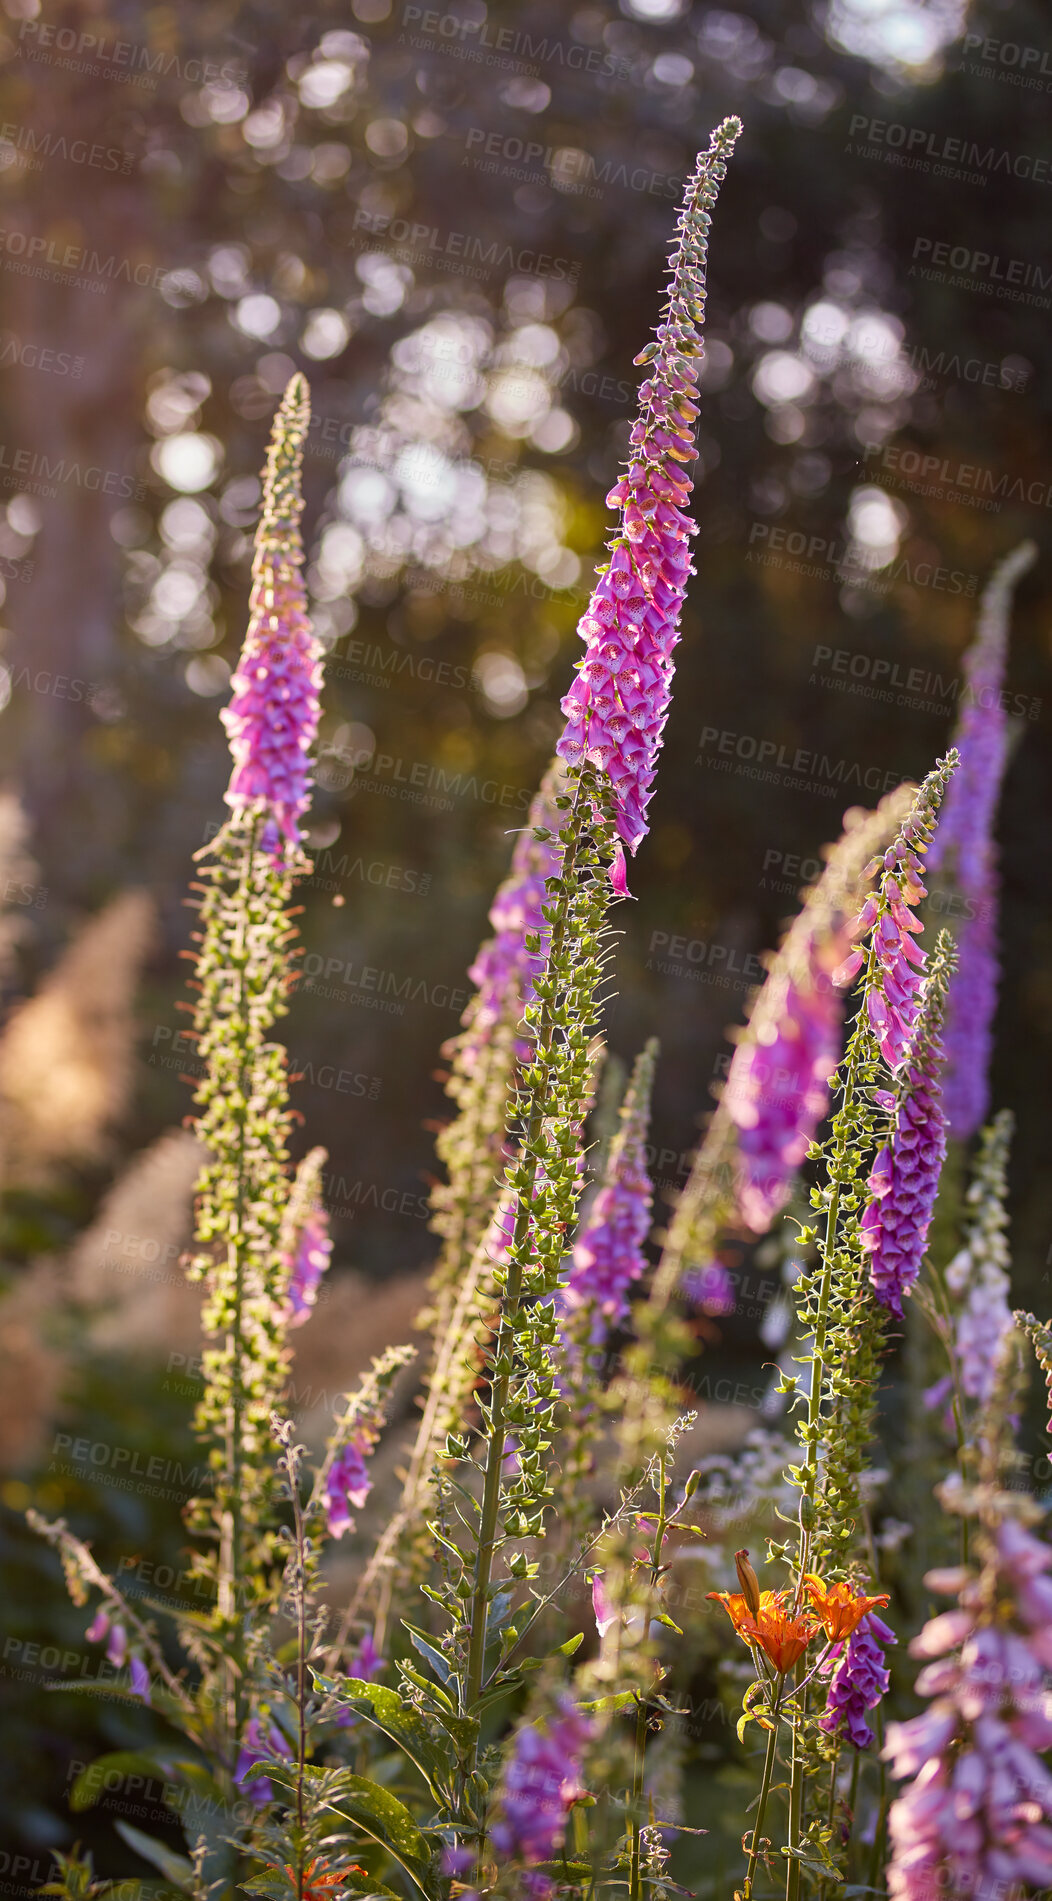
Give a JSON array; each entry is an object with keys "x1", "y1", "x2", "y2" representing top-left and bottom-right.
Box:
[
  {"x1": 69, "y1": 1751, "x2": 215, "y2": 1814},
  {"x1": 554, "y1": 1633, "x2": 584, "y2": 1658},
  {"x1": 323, "y1": 1774, "x2": 434, "y2": 1899},
  {"x1": 113, "y1": 1823, "x2": 195, "y2": 1893},
  {"x1": 312, "y1": 1674, "x2": 459, "y2": 1796},
  {"x1": 578, "y1": 1692, "x2": 636, "y2": 1714},
  {"x1": 401, "y1": 1623, "x2": 452, "y2": 1687}
]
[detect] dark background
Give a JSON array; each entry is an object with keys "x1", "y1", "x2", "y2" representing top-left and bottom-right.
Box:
[{"x1": 0, "y1": 0, "x2": 1049, "y2": 1874}]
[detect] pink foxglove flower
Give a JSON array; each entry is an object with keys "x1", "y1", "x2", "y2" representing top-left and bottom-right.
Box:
[
  {"x1": 885, "y1": 1517, "x2": 1052, "y2": 1901},
  {"x1": 280, "y1": 1147, "x2": 332, "y2": 1327},
  {"x1": 235, "y1": 1714, "x2": 292, "y2": 1806},
  {"x1": 684, "y1": 1258, "x2": 736, "y2": 1315},
  {"x1": 325, "y1": 1434, "x2": 374, "y2": 1538},
  {"x1": 221, "y1": 374, "x2": 323, "y2": 859},
  {"x1": 927, "y1": 542, "x2": 1035, "y2": 1136},
  {"x1": 556, "y1": 119, "x2": 741, "y2": 878},
  {"x1": 724, "y1": 948, "x2": 844, "y2": 1233},
  {"x1": 491, "y1": 1699, "x2": 594, "y2": 1865}
]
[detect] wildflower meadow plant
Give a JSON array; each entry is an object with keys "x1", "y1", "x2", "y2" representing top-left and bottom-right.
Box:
[{"x1": 24, "y1": 115, "x2": 1052, "y2": 1901}]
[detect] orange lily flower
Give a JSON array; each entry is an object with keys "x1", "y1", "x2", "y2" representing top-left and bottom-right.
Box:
[
  {"x1": 803, "y1": 1576, "x2": 890, "y2": 1643},
  {"x1": 708, "y1": 1588, "x2": 817, "y2": 1672},
  {"x1": 283, "y1": 1859, "x2": 366, "y2": 1901}
]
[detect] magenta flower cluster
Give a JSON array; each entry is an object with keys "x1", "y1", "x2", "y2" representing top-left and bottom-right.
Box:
[
  {"x1": 885, "y1": 1519, "x2": 1052, "y2": 1899},
  {"x1": 325, "y1": 1434, "x2": 374, "y2": 1538},
  {"x1": 284, "y1": 1208, "x2": 332, "y2": 1327},
  {"x1": 820, "y1": 1611, "x2": 896, "y2": 1750},
  {"x1": 491, "y1": 1699, "x2": 593, "y2": 1865},
  {"x1": 560, "y1": 1071, "x2": 654, "y2": 1343},
  {"x1": 461, "y1": 780, "x2": 563, "y2": 1070},
  {"x1": 556, "y1": 123, "x2": 740, "y2": 883},
  {"x1": 85, "y1": 1608, "x2": 150, "y2": 1701},
  {"x1": 724, "y1": 947, "x2": 844, "y2": 1233},
  {"x1": 235, "y1": 1713, "x2": 292, "y2": 1806},
  {"x1": 838, "y1": 855, "x2": 930, "y2": 1074},
  {"x1": 860, "y1": 1028, "x2": 947, "y2": 1319},
  {"x1": 221, "y1": 375, "x2": 323, "y2": 858}
]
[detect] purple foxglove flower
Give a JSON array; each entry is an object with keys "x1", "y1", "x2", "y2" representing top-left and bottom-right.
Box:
[
  {"x1": 491, "y1": 1699, "x2": 594, "y2": 1864},
  {"x1": 860, "y1": 1029, "x2": 946, "y2": 1319},
  {"x1": 684, "y1": 1258, "x2": 736, "y2": 1315},
  {"x1": 285, "y1": 1210, "x2": 331, "y2": 1325},
  {"x1": 724, "y1": 951, "x2": 845, "y2": 1232},
  {"x1": 938, "y1": 876, "x2": 998, "y2": 1138},
  {"x1": 280, "y1": 1148, "x2": 332, "y2": 1327},
  {"x1": 559, "y1": 1042, "x2": 656, "y2": 1344},
  {"x1": 129, "y1": 1655, "x2": 151, "y2": 1703},
  {"x1": 460, "y1": 768, "x2": 565, "y2": 1073},
  {"x1": 325, "y1": 1434, "x2": 374, "y2": 1538},
  {"x1": 859, "y1": 936, "x2": 953, "y2": 1317},
  {"x1": 556, "y1": 120, "x2": 741, "y2": 879},
  {"x1": 86, "y1": 1609, "x2": 133, "y2": 1670},
  {"x1": 235, "y1": 1714, "x2": 292, "y2": 1806},
  {"x1": 820, "y1": 1611, "x2": 896, "y2": 1750},
  {"x1": 220, "y1": 374, "x2": 323, "y2": 859},
  {"x1": 926, "y1": 542, "x2": 1035, "y2": 1137}
]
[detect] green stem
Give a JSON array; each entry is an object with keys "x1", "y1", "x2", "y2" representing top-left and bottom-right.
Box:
[
  {"x1": 742, "y1": 1675, "x2": 786, "y2": 1901},
  {"x1": 219, "y1": 813, "x2": 260, "y2": 1744},
  {"x1": 785, "y1": 1658, "x2": 806, "y2": 1901},
  {"x1": 463, "y1": 783, "x2": 588, "y2": 1720}
]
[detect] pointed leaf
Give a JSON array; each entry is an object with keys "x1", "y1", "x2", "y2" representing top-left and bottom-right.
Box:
[
  {"x1": 113, "y1": 1823, "x2": 195, "y2": 1893},
  {"x1": 312, "y1": 1674, "x2": 458, "y2": 1794}
]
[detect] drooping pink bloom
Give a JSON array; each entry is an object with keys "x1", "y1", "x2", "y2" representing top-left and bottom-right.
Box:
[
  {"x1": 559, "y1": 1043, "x2": 656, "y2": 1343},
  {"x1": 885, "y1": 1518, "x2": 1052, "y2": 1901},
  {"x1": 491, "y1": 1699, "x2": 594, "y2": 1864},
  {"x1": 86, "y1": 1607, "x2": 128, "y2": 1668},
  {"x1": 325, "y1": 1435, "x2": 374, "y2": 1538},
  {"x1": 926, "y1": 542, "x2": 1035, "y2": 1137},
  {"x1": 820, "y1": 1611, "x2": 896, "y2": 1750},
  {"x1": 556, "y1": 120, "x2": 741, "y2": 875},
  {"x1": 860, "y1": 972, "x2": 949, "y2": 1319},
  {"x1": 235, "y1": 1713, "x2": 292, "y2": 1806},
  {"x1": 221, "y1": 374, "x2": 323, "y2": 858}
]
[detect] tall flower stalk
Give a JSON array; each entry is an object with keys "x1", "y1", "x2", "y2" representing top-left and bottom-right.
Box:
[
  {"x1": 557, "y1": 117, "x2": 741, "y2": 884},
  {"x1": 772, "y1": 758, "x2": 957, "y2": 1899},
  {"x1": 184, "y1": 373, "x2": 322, "y2": 1740},
  {"x1": 927, "y1": 540, "x2": 1036, "y2": 1137}
]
